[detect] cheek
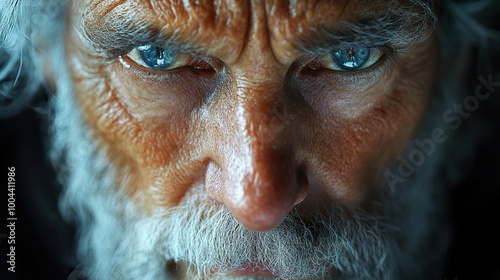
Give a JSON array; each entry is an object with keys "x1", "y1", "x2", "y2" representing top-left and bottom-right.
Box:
[
  {"x1": 296, "y1": 60, "x2": 436, "y2": 205},
  {"x1": 111, "y1": 58, "x2": 218, "y2": 129},
  {"x1": 68, "y1": 54, "x2": 211, "y2": 207},
  {"x1": 302, "y1": 94, "x2": 428, "y2": 206}
]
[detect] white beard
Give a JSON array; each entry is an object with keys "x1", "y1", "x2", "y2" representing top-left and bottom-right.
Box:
[{"x1": 50, "y1": 56, "x2": 452, "y2": 280}]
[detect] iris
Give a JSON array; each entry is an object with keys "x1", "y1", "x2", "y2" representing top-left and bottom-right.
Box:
[
  {"x1": 332, "y1": 47, "x2": 370, "y2": 71},
  {"x1": 137, "y1": 45, "x2": 176, "y2": 69}
]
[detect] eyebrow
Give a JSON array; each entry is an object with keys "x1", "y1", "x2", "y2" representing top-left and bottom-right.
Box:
[
  {"x1": 78, "y1": 0, "x2": 210, "y2": 59},
  {"x1": 80, "y1": 2, "x2": 436, "y2": 58},
  {"x1": 296, "y1": 9, "x2": 436, "y2": 54},
  {"x1": 79, "y1": 12, "x2": 181, "y2": 58}
]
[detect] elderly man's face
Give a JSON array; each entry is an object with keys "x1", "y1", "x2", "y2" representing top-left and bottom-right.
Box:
[{"x1": 62, "y1": 0, "x2": 438, "y2": 278}]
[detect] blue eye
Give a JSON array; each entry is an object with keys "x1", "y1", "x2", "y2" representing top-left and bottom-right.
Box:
[
  {"x1": 332, "y1": 47, "x2": 371, "y2": 71},
  {"x1": 137, "y1": 44, "x2": 176, "y2": 69}
]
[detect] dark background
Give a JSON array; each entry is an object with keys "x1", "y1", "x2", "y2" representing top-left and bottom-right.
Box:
[
  {"x1": 0, "y1": 91, "x2": 76, "y2": 280},
  {"x1": 1, "y1": 5, "x2": 500, "y2": 280}
]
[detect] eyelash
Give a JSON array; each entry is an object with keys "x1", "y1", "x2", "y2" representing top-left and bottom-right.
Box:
[
  {"x1": 120, "y1": 43, "x2": 397, "y2": 77},
  {"x1": 119, "y1": 54, "x2": 217, "y2": 81},
  {"x1": 315, "y1": 45, "x2": 397, "y2": 66}
]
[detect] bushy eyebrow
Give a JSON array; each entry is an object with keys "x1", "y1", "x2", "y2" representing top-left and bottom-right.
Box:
[
  {"x1": 77, "y1": 1, "x2": 205, "y2": 58},
  {"x1": 79, "y1": 1, "x2": 436, "y2": 58},
  {"x1": 296, "y1": 4, "x2": 437, "y2": 54}
]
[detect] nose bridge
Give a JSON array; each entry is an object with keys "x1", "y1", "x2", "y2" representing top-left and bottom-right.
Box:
[
  {"x1": 221, "y1": 108, "x2": 300, "y2": 232},
  {"x1": 235, "y1": 0, "x2": 280, "y2": 68},
  {"x1": 205, "y1": 66, "x2": 305, "y2": 232},
  {"x1": 235, "y1": 79, "x2": 285, "y2": 143},
  {"x1": 232, "y1": 83, "x2": 286, "y2": 181}
]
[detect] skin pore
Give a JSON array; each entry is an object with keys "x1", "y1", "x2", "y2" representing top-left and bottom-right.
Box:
[{"x1": 66, "y1": 0, "x2": 438, "y2": 238}]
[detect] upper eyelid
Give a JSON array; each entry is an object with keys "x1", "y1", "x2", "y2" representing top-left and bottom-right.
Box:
[
  {"x1": 123, "y1": 46, "x2": 224, "y2": 73},
  {"x1": 130, "y1": 43, "x2": 210, "y2": 61},
  {"x1": 123, "y1": 45, "x2": 394, "y2": 74},
  {"x1": 319, "y1": 44, "x2": 397, "y2": 59},
  {"x1": 82, "y1": 29, "x2": 203, "y2": 59},
  {"x1": 84, "y1": 21, "x2": 402, "y2": 62},
  {"x1": 125, "y1": 44, "x2": 395, "y2": 62},
  {"x1": 127, "y1": 46, "x2": 184, "y2": 60},
  {"x1": 83, "y1": 18, "x2": 401, "y2": 58},
  {"x1": 375, "y1": 44, "x2": 399, "y2": 61}
]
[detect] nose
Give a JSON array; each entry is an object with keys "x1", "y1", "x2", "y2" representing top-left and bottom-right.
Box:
[
  {"x1": 204, "y1": 73, "x2": 309, "y2": 232},
  {"x1": 206, "y1": 145, "x2": 308, "y2": 232}
]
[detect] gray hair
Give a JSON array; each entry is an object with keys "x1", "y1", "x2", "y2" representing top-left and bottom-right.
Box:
[{"x1": 0, "y1": 0, "x2": 66, "y2": 118}]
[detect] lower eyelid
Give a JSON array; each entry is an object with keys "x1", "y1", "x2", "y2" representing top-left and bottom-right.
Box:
[
  {"x1": 300, "y1": 52, "x2": 392, "y2": 83},
  {"x1": 119, "y1": 54, "x2": 176, "y2": 75}
]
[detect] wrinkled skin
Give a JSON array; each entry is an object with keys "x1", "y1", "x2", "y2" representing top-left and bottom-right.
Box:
[{"x1": 66, "y1": 0, "x2": 437, "y2": 250}]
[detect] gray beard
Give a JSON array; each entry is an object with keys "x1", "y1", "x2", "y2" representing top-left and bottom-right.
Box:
[{"x1": 50, "y1": 66, "x2": 451, "y2": 280}]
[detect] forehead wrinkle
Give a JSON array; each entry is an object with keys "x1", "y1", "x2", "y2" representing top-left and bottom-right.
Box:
[
  {"x1": 148, "y1": 0, "x2": 248, "y2": 33},
  {"x1": 80, "y1": 0, "x2": 249, "y2": 62},
  {"x1": 84, "y1": 0, "x2": 150, "y2": 29},
  {"x1": 146, "y1": 0, "x2": 249, "y2": 62},
  {"x1": 78, "y1": 0, "x2": 165, "y2": 55},
  {"x1": 87, "y1": 0, "x2": 128, "y2": 17}
]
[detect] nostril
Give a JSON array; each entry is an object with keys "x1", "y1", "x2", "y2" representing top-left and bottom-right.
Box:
[{"x1": 295, "y1": 167, "x2": 309, "y2": 206}]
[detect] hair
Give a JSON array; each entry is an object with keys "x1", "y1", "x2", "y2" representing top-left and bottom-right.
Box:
[{"x1": 0, "y1": 0, "x2": 61, "y2": 117}]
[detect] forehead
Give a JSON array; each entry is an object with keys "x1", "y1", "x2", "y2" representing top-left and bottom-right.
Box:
[{"x1": 84, "y1": 0, "x2": 397, "y2": 31}]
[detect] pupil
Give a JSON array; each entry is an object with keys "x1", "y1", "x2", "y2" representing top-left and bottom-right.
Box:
[
  {"x1": 157, "y1": 47, "x2": 163, "y2": 60},
  {"x1": 333, "y1": 47, "x2": 370, "y2": 70}
]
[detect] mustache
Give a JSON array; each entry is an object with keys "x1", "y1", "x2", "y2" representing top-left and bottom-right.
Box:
[{"x1": 142, "y1": 198, "x2": 397, "y2": 280}]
